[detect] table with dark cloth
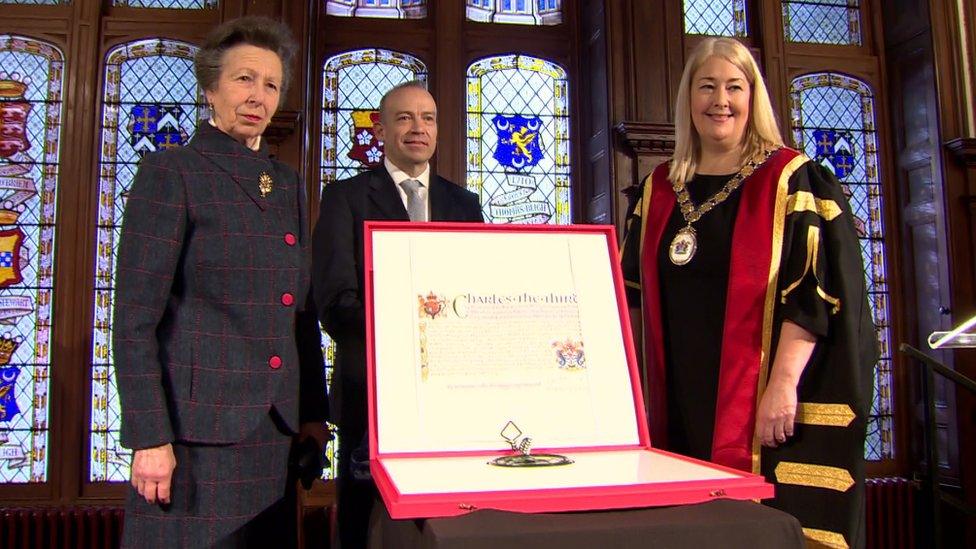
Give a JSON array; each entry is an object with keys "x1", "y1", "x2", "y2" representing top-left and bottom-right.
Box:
[{"x1": 368, "y1": 498, "x2": 804, "y2": 549}]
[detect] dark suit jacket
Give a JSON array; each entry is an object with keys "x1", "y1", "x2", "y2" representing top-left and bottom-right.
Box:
[
  {"x1": 113, "y1": 122, "x2": 328, "y2": 451},
  {"x1": 311, "y1": 167, "x2": 483, "y2": 428}
]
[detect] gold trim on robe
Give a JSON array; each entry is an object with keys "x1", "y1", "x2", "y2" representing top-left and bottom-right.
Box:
[
  {"x1": 786, "y1": 190, "x2": 842, "y2": 221},
  {"x1": 795, "y1": 403, "x2": 856, "y2": 427},
  {"x1": 753, "y1": 153, "x2": 809, "y2": 474},
  {"x1": 779, "y1": 225, "x2": 841, "y2": 314},
  {"x1": 802, "y1": 527, "x2": 850, "y2": 549},
  {"x1": 775, "y1": 461, "x2": 855, "y2": 492}
]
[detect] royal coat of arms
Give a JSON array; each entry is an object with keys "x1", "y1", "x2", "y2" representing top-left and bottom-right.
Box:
[
  {"x1": 0, "y1": 74, "x2": 39, "y2": 226},
  {"x1": 552, "y1": 338, "x2": 585, "y2": 369},
  {"x1": 347, "y1": 110, "x2": 384, "y2": 167},
  {"x1": 417, "y1": 292, "x2": 447, "y2": 319},
  {"x1": 0, "y1": 77, "x2": 31, "y2": 161}
]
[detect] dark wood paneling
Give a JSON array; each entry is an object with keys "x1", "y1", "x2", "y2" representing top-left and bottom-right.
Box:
[
  {"x1": 942, "y1": 136, "x2": 976, "y2": 545},
  {"x1": 886, "y1": 0, "x2": 976, "y2": 541},
  {"x1": 603, "y1": 0, "x2": 684, "y2": 233},
  {"x1": 885, "y1": 0, "x2": 969, "y2": 483},
  {"x1": 578, "y1": 0, "x2": 610, "y2": 224}
]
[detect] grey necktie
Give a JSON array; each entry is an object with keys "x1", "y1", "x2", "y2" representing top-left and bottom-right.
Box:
[{"x1": 399, "y1": 179, "x2": 426, "y2": 222}]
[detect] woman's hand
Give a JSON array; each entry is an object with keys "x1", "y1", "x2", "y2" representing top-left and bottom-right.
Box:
[
  {"x1": 757, "y1": 321, "x2": 817, "y2": 448},
  {"x1": 131, "y1": 443, "x2": 177, "y2": 504},
  {"x1": 755, "y1": 376, "x2": 798, "y2": 447}
]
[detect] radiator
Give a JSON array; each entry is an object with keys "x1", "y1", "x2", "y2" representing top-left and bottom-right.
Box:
[
  {"x1": 1, "y1": 507, "x2": 123, "y2": 549},
  {"x1": 866, "y1": 477, "x2": 916, "y2": 549}
]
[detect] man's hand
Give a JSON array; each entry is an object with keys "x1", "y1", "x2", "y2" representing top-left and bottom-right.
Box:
[{"x1": 131, "y1": 443, "x2": 176, "y2": 504}]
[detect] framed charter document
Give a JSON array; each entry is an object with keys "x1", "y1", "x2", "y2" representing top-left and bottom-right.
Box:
[{"x1": 365, "y1": 222, "x2": 772, "y2": 519}]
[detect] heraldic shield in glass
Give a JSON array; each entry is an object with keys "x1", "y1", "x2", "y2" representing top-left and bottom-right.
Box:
[
  {"x1": 790, "y1": 72, "x2": 893, "y2": 461},
  {"x1": 321, "y1": 48, "x2": 428, "y2": 189},
  {"x1": 466, "y1": 54, "x2": 571, "y2": 225},
  {"x1": 0, "y1": 35, "x2": 64, "y2": 484}
]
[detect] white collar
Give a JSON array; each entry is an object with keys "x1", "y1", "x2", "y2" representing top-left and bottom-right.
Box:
[
  {"x1": 384, "y1": 157, "x2": 431, "y2": 188},
  {"x1": 209, "y1": 117, "x2": 262, "y2": 151}
]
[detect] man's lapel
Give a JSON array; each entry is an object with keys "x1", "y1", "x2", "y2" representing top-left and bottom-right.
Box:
[
  {"x1": 368, "y1": 167, "x2": 409, "y2": 220},
  {"x1": 429, "y1": 175, "x2": 451, "y2": 221},
  {"x1": 188, "y1": 123, "x2": 275, "y2": 211}
]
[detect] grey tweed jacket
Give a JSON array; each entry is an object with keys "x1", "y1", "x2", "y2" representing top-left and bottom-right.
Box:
[{"x1": 113, "y1": 122, "x2": 328, "y2": 450}]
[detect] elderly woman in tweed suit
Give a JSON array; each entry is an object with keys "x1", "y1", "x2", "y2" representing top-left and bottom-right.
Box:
[{"x1": 113, "y1": 16, "x2": 328, "y2": 548}]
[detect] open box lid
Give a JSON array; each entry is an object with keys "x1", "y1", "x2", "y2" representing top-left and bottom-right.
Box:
[
  {"x1": 365, "y1": 222, "x2": 649, "y2": 457},
  {"x1": 363, "y1": 222, "x2": 773, "y2": 519}
]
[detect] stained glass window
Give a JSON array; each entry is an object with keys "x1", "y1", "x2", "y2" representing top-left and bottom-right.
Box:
[
  {"x1": 0, "y1": 35, "x2": 63, "y2": 484},
  {"x1": 789, "y1": 72, "x2": 892, "y2": 460},
  {"x1": 112, "y1": 0, "x2": 217, "y2": 7},
  {"x1": 320, "y1": 333, "x2": 338, "y2": 479},
  {"x1": 683, "y1": 0, "x2": 747, "y2": 36},
  {"x1": 320, "y1": 48, "x2": 428, "y2": 188},
  {"x1": 466, "y1": 55, "x2": 571, "y2": 224},
  {"x1": 466, "y1": 0, "x2": 562, "y2": 26},
  {"x1": 783, "y1": 0, "x2": 861, "y2": 45},
  {"x1": 326, "y1": 0, "x2": 426, "y2": 19},
  {"x1": 90, "y1": 39, "x2": 204, "y2": 482}
]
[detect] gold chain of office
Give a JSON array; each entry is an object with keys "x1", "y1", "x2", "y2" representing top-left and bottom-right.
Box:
[
  {"x1": 671, "y1": 148, "x2": 775, "y2": 224},
  {"x1": 666, "y1": 148, "x2": 776, "y2": 266}
]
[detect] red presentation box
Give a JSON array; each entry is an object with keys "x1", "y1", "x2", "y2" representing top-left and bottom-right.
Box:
[{"x1": 364, "y1": 222, "x2": 772, "y2": 519}]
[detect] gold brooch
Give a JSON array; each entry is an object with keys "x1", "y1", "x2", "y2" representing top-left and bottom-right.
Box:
[{"x1": 258, "y1": 172, "x2": 273, "y2": 198}]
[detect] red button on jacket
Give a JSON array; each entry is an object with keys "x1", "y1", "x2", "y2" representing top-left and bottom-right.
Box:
[
  {"x1": 281, "y1": 293, "x2": 294, "y2": 306},
  {"x1": 284, "y1": 233, "x2": 297, "y2": 246},
  {"x1": 269, "y1": 355, "x2": 282, "y2": 369}
]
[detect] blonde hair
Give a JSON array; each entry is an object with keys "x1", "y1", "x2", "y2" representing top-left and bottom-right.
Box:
[{"x1": 669, "y1": 37, "x2": 784, "y2": 183}]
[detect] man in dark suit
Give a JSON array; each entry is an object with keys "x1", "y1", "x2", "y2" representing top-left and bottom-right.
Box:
[{"x1": 312, "y1": 81, "x2": 483, "y2": 548}]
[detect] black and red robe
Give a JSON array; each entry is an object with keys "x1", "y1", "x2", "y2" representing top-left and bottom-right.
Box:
[{"x1": 621, "y1": 147, "x2": 878, "y2": 549}]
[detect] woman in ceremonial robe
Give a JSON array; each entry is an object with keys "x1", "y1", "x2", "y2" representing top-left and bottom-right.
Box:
[{"x1": 621, "y1": 37, "x2": 878, "y2": 549}]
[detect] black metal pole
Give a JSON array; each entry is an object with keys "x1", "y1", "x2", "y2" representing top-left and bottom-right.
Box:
[{"x1": 922, "y1": 358, "x2": 942, "y2": 549}]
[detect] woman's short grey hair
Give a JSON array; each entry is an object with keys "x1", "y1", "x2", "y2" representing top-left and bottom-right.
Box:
[{"x1": 195, "y1": 16, "x2": 298, "y2": 96}]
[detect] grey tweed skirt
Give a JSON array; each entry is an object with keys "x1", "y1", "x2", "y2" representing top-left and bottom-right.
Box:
[{"x1": 121, "y1": 409, "x2": 295, "y2": 549}]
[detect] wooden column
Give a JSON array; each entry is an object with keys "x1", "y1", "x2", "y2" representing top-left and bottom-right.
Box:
[
  {"x1": 602, "y1": 1, "x2": 683, "y2": 234},
  {"x1": 614, "y1": 122, "x2": 675, "y2": 190}
]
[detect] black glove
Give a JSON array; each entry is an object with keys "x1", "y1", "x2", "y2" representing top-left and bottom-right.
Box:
[
  {"x1": 291, "y1": 436, "x2": 326, "y2": 490},
  {"x1": 350, "y1": 433, "x2": 372, "y2": 482}
]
